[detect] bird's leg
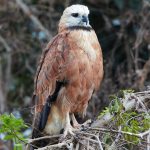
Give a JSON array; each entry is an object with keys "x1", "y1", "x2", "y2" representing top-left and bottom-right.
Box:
[
  {"x1": 82, "y1": 119, "x2": 92, "y2": 127},
  {"x1": 71, "y1": 114, "x2": 81, "y2": 129},
  {"x1": 63, "y1": 112, "x2": 74, "y2": 137},
  {"x1": 71, "y1": 114, "x2": 91, "y2": 130}
]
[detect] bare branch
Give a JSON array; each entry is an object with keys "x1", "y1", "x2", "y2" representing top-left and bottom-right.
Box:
[
  {"x1": 15, "y1": 0, "x2": 52, "y2": 39},
  {"x1": 37, "y1": 143, "x2": 66, "y2": 150},
  {"x1": 91, "y1": 128, "x2": 150, "y2": 139},
  {"x1": 0, "y1": 35, "x2": 12, "y2": 113},
  {"x1": 147, "y1": 132, "x2": 150, "y2": 150},
  {"x1": 26, "y1": 91, "x2": 150, "y2": 150},
  {"x1": 0, "y1": 36, "x2": 11, "y2": 52},
  {"x1": 28, "y1": 134, "x2": 62, "y2": 143}
]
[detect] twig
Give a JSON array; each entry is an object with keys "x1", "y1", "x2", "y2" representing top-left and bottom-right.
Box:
[
  {"x1": 15, "y1": 0, "x2": 52, "y2": 39},
  {"x1": 87, "y1": 140, "x2": 89, "y2": 150},
  {"x1": 91, "y1": 128, "x2": 150, "y2": 139},
  {"x1": 37, "y1": 143, "x2": 66, "y2": 150},
  {"x1": 136, "y1": 60, "x2": 150, "y2": 89},
  {"x1": 0, "y1": 35, "x2": 12, "y2": 113},
  {"x1": 75, "y1": 142, "x2": 79, "y2": 150},
  {"x1": 25, "y1": 60, "x2": 35, "y2": 75},
  {"x1": 132, "y1": 93, "x2": 148, "y2": 113},
  {"x1": 80, "y1": 133, "x2": 103, "y2": 150},
  {"x1": 28, "y1": 134, "x2": 62, "y2": 143},
  {"x1": 108, "y1": 126, "x2": 122, "y2": 150},
  {"x1": 95, "y1": 135, "x2": 103, "y2": 150},
  {"x1": 0, "y1": 35, "x2": 12, "y2": 89},
  {"x1": 134, "y1": 90, "x2": 150, "y2": 95},
  {"x1": 78, "y1": 140, "x2": 95, "y2": 150},
  {"x1": 0, "y1": 35, "x2": 11, "y2": 52},
  {"x1": 147, "y1": 132, "x2": 150, "y2": 150},
  {"x1": 81, "y1": 137, "x2": 99, "y2": 144},
  {"x1": 0, "y1": 57, "x2": 6, "y2": 113}
]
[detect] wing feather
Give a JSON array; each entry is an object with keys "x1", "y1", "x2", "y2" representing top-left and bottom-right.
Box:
[
  {"x1": 32, "y1": 33, "x2": 70, "y2": 138},
  {"x1": 35, "y1": 34, "x2": 68, "y2": 96}
]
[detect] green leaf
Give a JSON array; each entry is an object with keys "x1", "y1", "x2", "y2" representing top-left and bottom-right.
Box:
[
  {"x1": 4, "y1": 134, "x2": 15, "y2": 140},
  {"x1": 0, "y1": 113, "x2": 28, "y2": 146},
  {"x1": 123, "y1": 126, "x2": 140, "y2": 144},
  {"x1": 98, "y1": 107, "x2": 109, "y2": 118},
  {"x1": 109, "y1": 97, "x2": 123, "y2": 114},
  {"x1": 103, "y1": 133, "x2": 112, "y2": 144},
  {"x1": 14, "y1": 144, "x2": 23, "y2": 150}
]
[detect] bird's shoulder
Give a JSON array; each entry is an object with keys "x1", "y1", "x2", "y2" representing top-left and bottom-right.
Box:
[{"x1": 34, "y1": 31, "x2": 73, "y2": 94}]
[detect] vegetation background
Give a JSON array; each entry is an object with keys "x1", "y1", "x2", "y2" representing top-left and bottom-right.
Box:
[{"x1": 0, "y1": 0, "x2": 150, "y2": 149}]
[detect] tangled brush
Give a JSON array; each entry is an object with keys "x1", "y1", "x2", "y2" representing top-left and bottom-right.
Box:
[{"x1": 27, "y1": 90, "x2": 150, "y2": 150}]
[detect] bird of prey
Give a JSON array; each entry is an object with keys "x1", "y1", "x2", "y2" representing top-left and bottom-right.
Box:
[{"x1": 31, "y1": 4, "x2": 103, "y2": 148}]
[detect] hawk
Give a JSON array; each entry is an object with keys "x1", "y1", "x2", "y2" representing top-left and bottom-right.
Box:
[{"x1": 31, "y1": 4, "x2": 103, "y2": 148}]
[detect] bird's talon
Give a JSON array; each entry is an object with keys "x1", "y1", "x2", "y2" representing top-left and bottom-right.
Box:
[
  {"x1": 63, "y1": 126, "x2": 74, "y2": 137},
  {"x1": 72, "y1": 122, "x2": 81, "y2": 129},
  {"x1": 82, "y1": 119, "x2": 91, "y2": 128}
]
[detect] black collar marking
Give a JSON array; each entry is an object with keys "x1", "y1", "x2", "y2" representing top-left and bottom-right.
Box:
[{"x1": 68, "y1": 26, "x2": 93, "y2": 31}]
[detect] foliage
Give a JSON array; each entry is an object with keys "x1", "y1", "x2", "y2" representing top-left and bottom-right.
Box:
[
  {"x1": 0, "y1": 114, "x2": 28, "y2": 149},
  {"x1": 28, "y1": 90, "x2": 150, "y2": 150},
  {"x1": 99, "y1": 90, "x2": 150, "y2": 147}
]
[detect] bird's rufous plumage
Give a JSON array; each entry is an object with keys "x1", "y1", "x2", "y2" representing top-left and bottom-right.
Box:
[{"x1": 31, "y1": 4, "x2": 103, "y2": 147}]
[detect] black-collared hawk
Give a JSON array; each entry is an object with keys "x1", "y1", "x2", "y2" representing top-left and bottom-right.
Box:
[{"x1": 31, "y1": 4, "x2": 103, "y2": 148}]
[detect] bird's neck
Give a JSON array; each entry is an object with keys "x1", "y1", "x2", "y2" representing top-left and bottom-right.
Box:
[
  {"x1": 68, "y1": 29, "x2": 97, "y2": 61},
  {"x1": 66, "y1": 26, "x2": 92, "y2": 31},
  {"x1": 58, "y1": 22, "x2": 92, "y2": 33}
]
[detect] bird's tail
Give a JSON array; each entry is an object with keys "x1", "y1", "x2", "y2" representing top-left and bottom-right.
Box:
[
  {"x1": 29, "y1": 81, "x2": 66, "y2": 149},
  {"x1": 29, "y1": 95, "x2": 51, "y2": 149},
  {"x1": 28, "y1": 112, "x2": 50, "y2": 149}
]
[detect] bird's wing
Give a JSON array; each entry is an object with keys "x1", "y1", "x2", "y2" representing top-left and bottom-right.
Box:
[{"x1": 32, "y1": 33, "x2": 71, "y2": 137}]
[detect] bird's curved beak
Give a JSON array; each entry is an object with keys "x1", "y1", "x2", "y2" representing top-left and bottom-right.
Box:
[{"x1": 82, "y1": 15, "x2": 88, "y2": 25}]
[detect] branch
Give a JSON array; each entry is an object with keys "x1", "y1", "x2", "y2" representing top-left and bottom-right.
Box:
[
  {"x1": 28, "y1": 134, "x2": 62, "y2": 143},
  {"x1": 37, "y1": 143, "x2": 66, "y2": 150},
  {"x1": 80, "y1": 133, "x2": 103, "y2": 150},
  {"x1": 108, "y1": 126, "x2": 122, "y2": 150},
  {"x1": 147, "y1": 132, "x2": 150, "y2": 150},
  {"x1": 27, "y1": 90, "x2": 150, "y2": 149},
  {"x1": 15, "y1": 0, "x2": 52, "y2": 39},
  {"x1": 92, "y1": 90, "x2": 150, "y2": 128},
  {"x1": 0, "y1": 35, "x2": 12, "y2": 113},
  {"x1": 0, "y1": 35, "x2": 11, "y2": 52},
  {"x1": 136, "y1": 59, "x2": 150, "y2": 89},
  {"x1": 91, "y1": 128, "x2": 150, "y2": 139}
]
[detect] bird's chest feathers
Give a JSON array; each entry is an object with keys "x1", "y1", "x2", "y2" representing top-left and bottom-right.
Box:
[{"x1": 72, "y1": 31, "x2": 97, "y2": 61}]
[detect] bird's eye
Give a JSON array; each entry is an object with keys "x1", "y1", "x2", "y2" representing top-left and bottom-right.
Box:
[{"x1": 71, "y1": 13, "x2": 79, "y2": 17}]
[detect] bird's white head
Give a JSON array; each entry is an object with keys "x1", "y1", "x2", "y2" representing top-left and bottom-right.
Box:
[{"x1": 59, "y1": 4, "x2": 90, "y2": 32}]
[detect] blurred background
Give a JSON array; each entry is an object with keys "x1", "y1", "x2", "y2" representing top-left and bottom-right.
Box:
[{"x1": 0, "y1": 0, "x2": 150, "y2": 141}]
